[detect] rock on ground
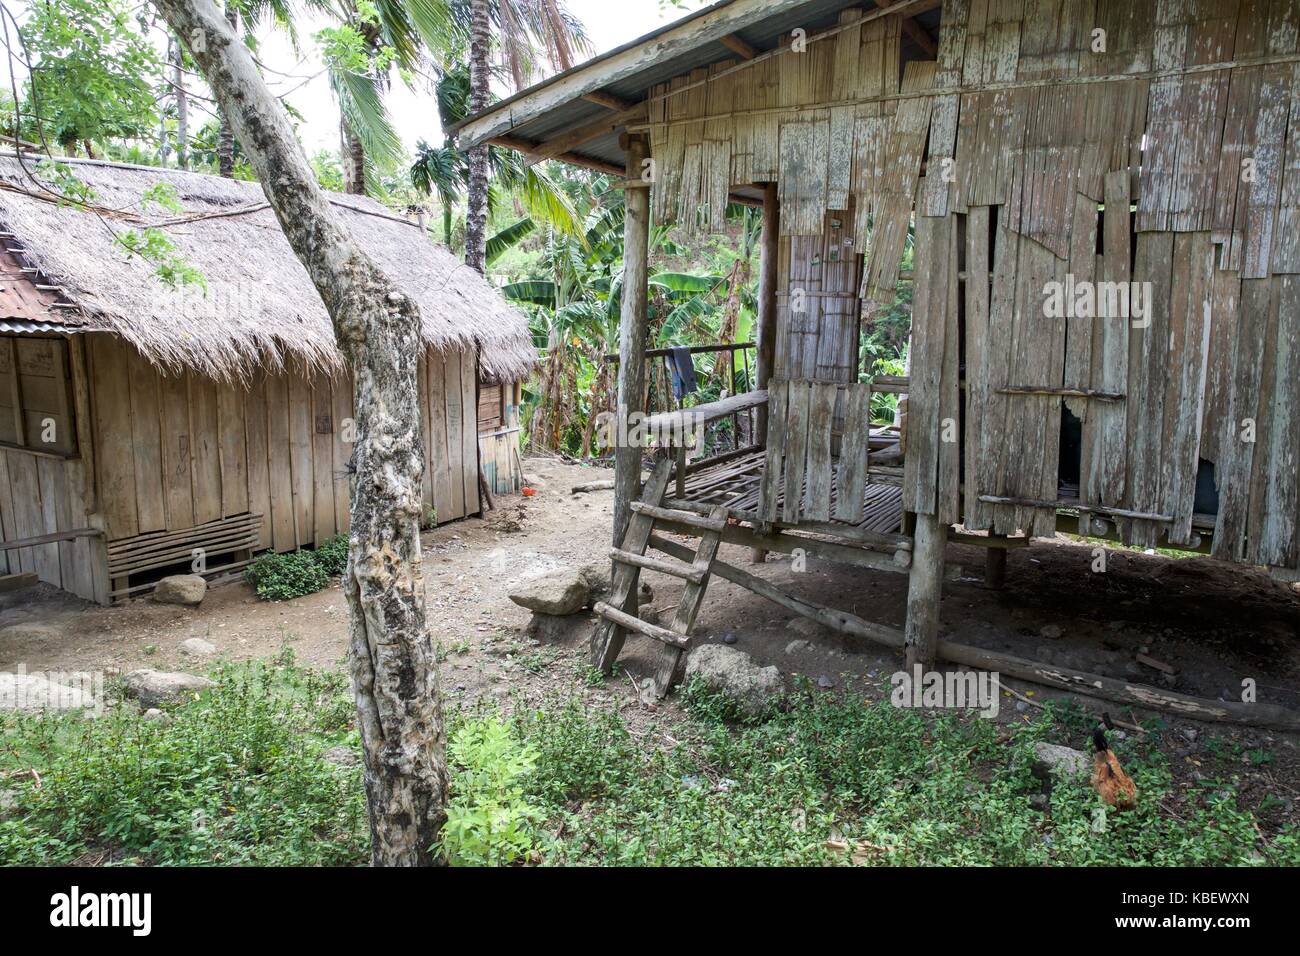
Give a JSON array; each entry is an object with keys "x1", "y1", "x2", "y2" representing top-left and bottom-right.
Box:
[
  {"x1": 179, "y1": 637, "x2": 217, "y2": 658},
  {"x1": 0, "y1": 622, "x2": 62, "y2": 643},
  {"x1": 578, "y1": 562, "x2": 610, "y2": 599},
  {"x1": 153, "y1": 574, "x2": 207, "y2": 606},
  {"x1": 526, "y1": 610, "x2": 594, "y2": 643},
  {"x1": 0, "y1": 672, "x2": 92, "y2": 712},
  {"x1": 509, "y1": 569, "x2": 592, "y2": 616},
  {"x1": 684, "y1": 644, "x2": 784, "y2": 717},
  {"x1": 121, "y1": 669, "x2": 215, "y2": 709},
  {"x1": 1031, "y1": 742, "x2": 1091, "y2": 781}
]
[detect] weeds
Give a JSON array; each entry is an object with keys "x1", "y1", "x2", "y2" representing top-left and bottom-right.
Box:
[{"x1": 2, "y1": 660, "x2": 1293, "y2": 867}]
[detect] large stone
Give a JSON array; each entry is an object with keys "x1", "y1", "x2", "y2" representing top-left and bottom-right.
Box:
[
  {"x1": 0, "y1": 622, "x2": 62, "y2": 643},
  {"x1": 578, "y1": 563, "x2": 611, "y2": 599},
  {"x1": 526, "y1": 610, "x2": 593, "y2": 643},
  {"x1": 1031, "y1": 742, "x2": 1091, "y2": 781},
  {"x1": 684, "y1": 644, "x2": 784, "y2": 717},
  {"x1": 121, "y1": 669, "x2": 214, "y2": 709},
  {"x1": 179, "y1": 637, "x2": 217, "y2": 658},
  {"x1": 509, "y1": 569, "x2": 591, "y2": 616},
  {"x1": 0, "y1": 672, "x2": 92, "y2": 712},
  {"x1": 153, "y1": 575, "x2": 207, "y2": 606}
]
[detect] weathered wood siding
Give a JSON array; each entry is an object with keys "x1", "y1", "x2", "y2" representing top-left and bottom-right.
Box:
[
  {"x1": 0, "y1": 333, "x2": 486, "y2": 600},
  {"x1": 644, "y1": 0, "x2": 1300, "y2": 572},
  {"x1": 478, "y1": 379, "x2": 524, "y2": 495},
  {"x1": 82, "y1": 335, "x2": 481, "y2": 548}
]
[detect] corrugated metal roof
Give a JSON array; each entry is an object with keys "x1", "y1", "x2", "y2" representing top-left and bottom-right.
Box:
[{"x1": 454, "y1": 0, "x2": 940, "y2": 173}]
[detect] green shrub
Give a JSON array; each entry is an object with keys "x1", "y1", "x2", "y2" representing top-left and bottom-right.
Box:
[
  {"x1": 245, "y1": 549, "x2": 330, "y2": 601},
  {"x1": 441, "y1": 715, "x2": 544, "y2": 866},
  {"x1": 0, "y1": 662, "x2": 366, "y2": 866},
  {"x1": 313, "y1": 535, "x2": 350, "y2": 576}
]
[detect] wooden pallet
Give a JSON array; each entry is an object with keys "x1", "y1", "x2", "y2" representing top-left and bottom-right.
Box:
[{"x1": 592, "y1": 455, "x2": 727, "y2": 697}]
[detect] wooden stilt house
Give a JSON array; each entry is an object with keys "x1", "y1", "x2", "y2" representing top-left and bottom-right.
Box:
[
  {"x1": 454, "y1": 0, "x2": 1300, "y2": 728},
  {"x1": 0, "y1": 157, "x2": 535, "y2": 604}
]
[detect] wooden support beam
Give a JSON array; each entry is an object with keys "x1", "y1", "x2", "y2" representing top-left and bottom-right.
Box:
[
  {"x1": 754, "y1": 182, "x2": 779, "y2": 445},
  {"x1": 904, "y1": 512, "x2": 946, "y2": 669},
  {"x1": 719, "y1": 32, "x2": 758, "y2": 59},
  {"x1": 938, "y1": 642, "x2": 1300, "y2": 732},
  {"x1": 521, "y1": 103, "x2": 647, "y2": 168},
  {"x1": 613, "y1": 134, "x2": 651, "y2": 548},
  {"x1": 649, "y1": 534, "x2": 907, "y2": 648},
  {"x1": 0, "y1": 527, "x2": 102, "y2": 551},
  {"x1": 582, "y1": 90, "x2": 633, "y2": 111},
  {"x1": 610, "y1": 545, "x2": 707, "y2": 584},
  {"x1": 876, "y1": 0, "x2": 938, "y2": 58},
  {"x1": 629, "y1": 500, "x2": 728, "y2": 533},
  {"x1": 594, "y1": 600, "x2": 690, "y2": 648},
  {"x1": 489, "y1": 135, "x2": 624, "y2": 176}
]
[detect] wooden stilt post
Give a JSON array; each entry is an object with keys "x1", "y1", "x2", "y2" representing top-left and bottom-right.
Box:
[
  {"x1": 904, "y1": 511, "x2": 946, "y2": 669},
  {"x1": 752, "y1": 181, "x2": 778, "y2": 565},
  {"x1": 613, "y1": 133, "x2": 651, "y2": 549},
  {"x1": 985, "y1": 533, "x2": 1007, "y2": 589}
]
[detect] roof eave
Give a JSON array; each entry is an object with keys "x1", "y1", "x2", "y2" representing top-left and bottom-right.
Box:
[{"x1": 453, "y1": 0, "x2": 814, "y2": 150}]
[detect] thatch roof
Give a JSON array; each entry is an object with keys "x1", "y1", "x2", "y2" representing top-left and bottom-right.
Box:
[{"x1": 0, "y1": 155, "x2": 537, "y2": 382}]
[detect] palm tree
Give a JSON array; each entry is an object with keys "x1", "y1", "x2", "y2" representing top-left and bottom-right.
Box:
[
  {"x1": 464, "y1": 0, "x2": 591, "y2": 272},
  {"x1": 214, "y1": 0, "x2": 296, "y2": 178},
  {"x1": 411, "y1": 67, "x2": 579, "y2": 249}
]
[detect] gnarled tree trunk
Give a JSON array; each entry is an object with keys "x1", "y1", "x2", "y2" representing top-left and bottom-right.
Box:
[
  {"x1": 465, "y1": 0, "x2": 491, "y2": 274},
  {"x1": 155, "y1": 0, "x2": 447, "y2": 866}
]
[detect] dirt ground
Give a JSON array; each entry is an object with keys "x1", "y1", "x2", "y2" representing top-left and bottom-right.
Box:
[{"x1": 3, "y1": 454, "x2": 1299, "y2": 826}]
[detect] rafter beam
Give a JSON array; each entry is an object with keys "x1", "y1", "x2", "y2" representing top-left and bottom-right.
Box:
[
  {"x1": 718, "y1": 32, "x2": 758, "y2": 59},
  {"x1": 520, "y1": 102, "x2": 647, "y2": 168},
  {"x1": 582, "y1": 90, "x2": 633, "y2": 112},
  {"x1": 876, "y1": 0, "x2": 938, "y2": 58},
  {"x1": 489, "y1": 136, "x2": 624, "y2": 177}
]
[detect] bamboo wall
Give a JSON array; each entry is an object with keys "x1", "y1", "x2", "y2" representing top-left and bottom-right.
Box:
[{"x1": 643, "y1": 0, "x2": 1300, "y2": 573}]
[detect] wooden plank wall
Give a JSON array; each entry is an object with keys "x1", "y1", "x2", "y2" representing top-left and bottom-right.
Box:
[
  {"x1": 643, "y1": 0, "x2": 1300, "y2": 571},
  {"x1": 85, "y1": 337, "x2": 482, "y2": 548},
  {"x1": 0, "y1": 336, "x2": 486, "y2": 599},
  {"x1": 478, "y1": 379, "x2": 524, "y2": 495}
]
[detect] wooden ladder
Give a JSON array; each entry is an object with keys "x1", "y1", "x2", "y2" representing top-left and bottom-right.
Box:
[{"x1": 592, "y1": 455, "x2": 728, "y2": 697}]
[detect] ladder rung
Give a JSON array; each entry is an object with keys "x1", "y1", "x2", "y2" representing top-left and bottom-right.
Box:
[
  {"x1": 593, "y1": 601, "x2": 690, "y2": 648},
  {"x1": 609, "y1": 547, "x2": 706, "y2": 584},
  {"x1": 630, "y1": 501, "x2": 727, "y2": 533}
]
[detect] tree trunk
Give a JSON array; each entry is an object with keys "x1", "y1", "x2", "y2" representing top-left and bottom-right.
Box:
[
  {"x1": 340, "y1": 118, "x2": 366, "y2": 195},
  {"x1": 465, "y1": 0, "x2": 491, "y2": 274},
  {"x1": 217, "y1": 4, "x2": 238, "y2": 178},
  {"x1": 156, "y1": 0, "x2": 447, "y2": 866},
  {"x1": 173, "y1": 34, "x2": 189, "y2": 170}
]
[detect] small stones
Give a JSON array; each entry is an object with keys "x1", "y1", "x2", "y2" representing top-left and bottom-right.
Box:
[
  {"x1": 1039, "y1": 624, "x2": 1063, "y2": 639},
  {"x1": 179, "y1": 637, "x2": 217, "y2": 658},
  {"x1": 816, "y1": 675, "x2": 835, "y2": 690},
  {"x1": 720, "y1": 631, "x2": 738, "y2": 645}
]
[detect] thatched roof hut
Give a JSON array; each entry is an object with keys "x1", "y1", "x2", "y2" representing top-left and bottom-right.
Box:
[
  {"x1": 0, "y1": 154, "x2": 536, "y2": 383},
  {"x1": 0, "y1": 156, "x2": 533, "y2": 605}
]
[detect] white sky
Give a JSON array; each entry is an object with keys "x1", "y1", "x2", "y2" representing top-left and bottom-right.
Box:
[{"x1": 258, "y1": 0, "x2": 689, "y2": 155}]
